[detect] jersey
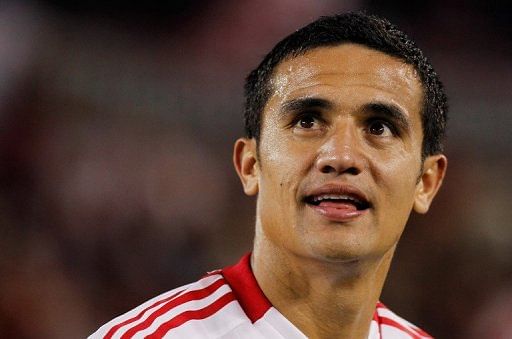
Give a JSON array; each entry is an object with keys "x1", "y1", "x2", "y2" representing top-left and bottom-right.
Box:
[{"x1": 89, "y1": 253, "x2": 432, "y2": 338}]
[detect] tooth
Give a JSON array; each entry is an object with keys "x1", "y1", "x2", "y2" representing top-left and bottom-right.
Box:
[{"x1": 311, "y1": 194, "x2": 364, "y2": 204}]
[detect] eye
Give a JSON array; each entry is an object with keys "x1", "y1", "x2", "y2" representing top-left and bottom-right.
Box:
[
  {"x1": 289, "y1": 112, "x2": 324, "y2": 133},
  {"x1": 297, "y1": 115, "x2": 316, "y2": 129},
  {"x1": 368, "y1": 120, "x2": 394, "y2": 136}
]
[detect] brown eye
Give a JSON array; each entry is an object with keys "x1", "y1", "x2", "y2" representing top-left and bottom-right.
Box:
[
  {"x1": 298, "y1": 116, "x2": 315, "y2": 129},
  {"x1": 368, "y1": 120, "x2": 392, "y2": 136}
]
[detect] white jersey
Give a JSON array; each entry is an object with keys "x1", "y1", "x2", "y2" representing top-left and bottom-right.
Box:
[{"x1": 90, "y1": 254, "x2": 432, "y2": 338}]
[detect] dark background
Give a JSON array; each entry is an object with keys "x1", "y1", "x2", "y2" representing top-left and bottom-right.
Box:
[{"x1": 1, "y1": 1, "x2": 511, "y2": 338}]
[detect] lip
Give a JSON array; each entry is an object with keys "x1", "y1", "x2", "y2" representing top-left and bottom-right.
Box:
[{"x1": 303, "y1": 183, "x2": 371, "y2": 222}]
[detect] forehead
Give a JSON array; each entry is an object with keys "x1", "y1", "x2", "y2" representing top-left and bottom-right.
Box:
[{"x1": 267, "y1": 43, "x2": 423, "y2": 119}]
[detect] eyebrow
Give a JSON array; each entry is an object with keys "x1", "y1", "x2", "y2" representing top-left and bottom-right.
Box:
[
  {"x1": 280, "y1": 97, "x2": 334, "y2": 113},
  {"x1": 363, "y1": 102, "x2": 411, "y2": 131}
]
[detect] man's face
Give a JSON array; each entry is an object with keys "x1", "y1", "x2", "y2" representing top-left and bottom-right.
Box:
[{"x1": 236, "y1": 43, "x2": 445, "y2": 262}]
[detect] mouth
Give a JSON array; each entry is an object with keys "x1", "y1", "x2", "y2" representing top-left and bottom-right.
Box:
[
  {"x1": 304, "y1": 194, "x2": 370, "y2": 211},
  {"x1": 303, "y1": 184, "x2": 371, "y2": 221}
]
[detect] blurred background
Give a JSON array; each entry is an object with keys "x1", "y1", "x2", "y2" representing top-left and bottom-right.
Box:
[{"x1": 0, "y1": 0, "x2": 511, "y2": 338}]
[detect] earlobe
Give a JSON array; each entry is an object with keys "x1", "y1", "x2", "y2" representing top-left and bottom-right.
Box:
[
  {"x1": 233, "y1": 138, "x2": 259, "y2": 196},
  {"x1": 413, "y1": 154, "x2": 448, "y2": 214}
]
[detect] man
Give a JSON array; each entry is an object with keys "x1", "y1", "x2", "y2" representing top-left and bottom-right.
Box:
[{"x1": 90, "y1": 12, "x2": 447, "y2": 339}]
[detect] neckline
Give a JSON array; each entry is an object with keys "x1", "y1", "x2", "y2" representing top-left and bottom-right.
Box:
[{"x1": 221, "y1": 252, "x2": 272, "y2": 323}]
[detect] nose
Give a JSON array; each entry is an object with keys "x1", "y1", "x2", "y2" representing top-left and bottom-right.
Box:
[{"x1": 314, "y1": 123, "x2": 364, "y2": 176}]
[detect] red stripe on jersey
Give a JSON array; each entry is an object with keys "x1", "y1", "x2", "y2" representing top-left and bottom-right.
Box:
[
  {"x1": 376, "y1": 302, "x2": 432, "y2": 338},
  {"x1": 120, "y1": 278, "x2": 226, "y2": 339},
  {"x1": 372, "y1": 309, "x2": 379, "y2": 322},
  {"x1": 380, "y1": 317, "x2": 430, "y2": 338},
  {"x1": 147, "y1": 291, "x2": 236, "y2": 338},
  {"x1": 222, "y1": 253, "x2": 272, "y2": 323},
  {"x1": 104, "y1": 289, "x2": 184, "y2": 339}
]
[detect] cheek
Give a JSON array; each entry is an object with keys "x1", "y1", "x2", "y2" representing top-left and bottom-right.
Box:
[
  {"x1": 258, "y1": 128, "x2": 312, "y2": 195},
  {"x1": 373, "y1": 150, "x2": 421, "y2": 204},
  {"x1": 258, "y1": 146, "x2": 300, "y2": 201},
  {"x1": 371, "y1": 155, "x2": 421, "y2": 247}
]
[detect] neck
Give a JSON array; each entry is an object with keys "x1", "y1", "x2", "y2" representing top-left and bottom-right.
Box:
[{"x1": 252, "y1": 235, "x2": 395, "y2": 339}]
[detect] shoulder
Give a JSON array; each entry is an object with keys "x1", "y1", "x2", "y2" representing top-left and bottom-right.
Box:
[
  {"x1": 88, "y1": 271, "x2": 244, "y2": 338},
  {"x1": 374, "y1": 302, "x2": 433, "y2": 339}
]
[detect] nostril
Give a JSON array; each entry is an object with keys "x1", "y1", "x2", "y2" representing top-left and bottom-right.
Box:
[
  {"x1": 320, "y1": 165, "x2": 359, "y2": 175},
  {"x1": 321, "y1": 165, "x2": 336, "y2": 174},
  {"x1": 345, "y1": 167, "x2": 360, "y2": 175}
]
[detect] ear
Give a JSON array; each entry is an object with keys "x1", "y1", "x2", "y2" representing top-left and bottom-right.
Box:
[
  {"x1": 233, "y1": 138, "x2": 259, "y2": 196},
  {"x1": 413, "y1": 154, "x2": 448, "y2": 214}
]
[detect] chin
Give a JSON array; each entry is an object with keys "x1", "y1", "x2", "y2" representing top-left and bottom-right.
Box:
[{"x1": 305, "y1": 241, "x2": 369, "y2": 264}]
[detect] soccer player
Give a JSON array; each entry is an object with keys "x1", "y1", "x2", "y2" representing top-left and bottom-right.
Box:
[{"x1": 90, "y1": 12, "x2": 447, "y2": 339}]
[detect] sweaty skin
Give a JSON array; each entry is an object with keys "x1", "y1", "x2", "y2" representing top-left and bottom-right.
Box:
[{"x1": 234, "y1": 44, "x2": 447, "y2": 339}]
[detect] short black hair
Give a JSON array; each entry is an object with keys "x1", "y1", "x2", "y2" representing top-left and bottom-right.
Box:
[{"x1": 244, "y1": 11, "x2": 447, "y2": 158}]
